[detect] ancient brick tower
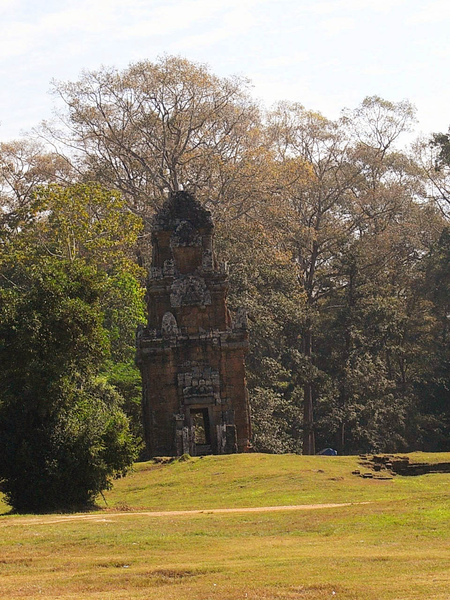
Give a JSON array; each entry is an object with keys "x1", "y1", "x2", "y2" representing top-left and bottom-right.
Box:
[{"x1": 136, "y1": 191, "x2": 251, "y2": 457}]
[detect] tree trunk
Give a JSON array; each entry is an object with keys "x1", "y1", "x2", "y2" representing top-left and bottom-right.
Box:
[
  {"x1": 302, "y1": 325, "x2": 315, "y2": 455},
  {"x1": 336, "y1": 421, "x2": 345, "y2": 454}
]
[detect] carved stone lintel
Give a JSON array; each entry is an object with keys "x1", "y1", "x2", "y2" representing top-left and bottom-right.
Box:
[{"x1": 178, "y1": 366, "x2": 220, "y2": 403}]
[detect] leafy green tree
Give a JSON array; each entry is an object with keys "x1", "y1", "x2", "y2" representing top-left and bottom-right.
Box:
[
  {"x1": 0, "y1": 183, "x2": 144, "y2": 511},
  {"x1": 103, "y1": 361, "x2": 144, "y2": 444},
  {"x1": 266, "y1": 102, "x2": 360, "y2": 453},
  {"x1": 316, "y1": 260, "x2": 414, "y2": 453},
  {"x1": 313, "y1": 191, "x2": 443, "y2": 454},
  {"x1": 8, "y1": 181, "x2": 146, "y2": 388},
  {"x1": 0, "y1": 258, "x2": 137, "y2": 512}
]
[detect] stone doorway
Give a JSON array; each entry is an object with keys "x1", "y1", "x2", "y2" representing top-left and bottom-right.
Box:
[{"x1": 189, "y1": 407, "x2": 212, "y2": 456}]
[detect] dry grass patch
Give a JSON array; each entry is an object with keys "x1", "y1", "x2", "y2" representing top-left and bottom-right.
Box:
[{"x1": 1, "y1": 453, "x2": 450, "y2": 599}]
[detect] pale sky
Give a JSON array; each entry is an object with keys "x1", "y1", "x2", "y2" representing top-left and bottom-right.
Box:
[{"x1": 1, "y1": 0, "x2": 449, "y2": 143}]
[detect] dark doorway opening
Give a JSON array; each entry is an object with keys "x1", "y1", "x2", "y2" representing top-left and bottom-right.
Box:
[{"x1": 190, "y1": 408, "x2": 212, "y2": 455}]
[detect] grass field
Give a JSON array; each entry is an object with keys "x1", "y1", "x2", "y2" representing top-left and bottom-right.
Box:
[{"x1": 1, "y1": 452, "x2": 449, "y2": 599}]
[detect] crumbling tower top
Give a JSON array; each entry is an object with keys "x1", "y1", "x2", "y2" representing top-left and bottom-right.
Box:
[{"x1": 153, "y1": 190, "x2": 213, "y2": 232}]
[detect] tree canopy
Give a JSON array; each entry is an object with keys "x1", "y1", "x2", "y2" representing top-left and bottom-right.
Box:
[{"x1": 0, "y1": 55, "x2": 449, "y2": 507}]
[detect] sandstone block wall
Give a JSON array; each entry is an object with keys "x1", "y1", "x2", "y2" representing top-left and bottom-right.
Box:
[{"x1": 136, "y1": 191, "x2": 251, "y2": 457}]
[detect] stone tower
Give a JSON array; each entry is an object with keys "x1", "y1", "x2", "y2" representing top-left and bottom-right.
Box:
[{"x1": 136, "y1": 191, "x2": 251, "y2": 457}]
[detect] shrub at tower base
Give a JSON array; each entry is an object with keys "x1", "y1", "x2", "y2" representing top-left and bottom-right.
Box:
[{"x1": 0, "y1": 259, "x2": 137, "y2": 513}]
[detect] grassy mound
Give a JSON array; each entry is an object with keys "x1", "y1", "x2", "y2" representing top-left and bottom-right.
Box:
[
  {"x1": 101, "y1": 451, "x2": 450, "y2": 512},
  {"x1": 1, "y1": 453, "x2": 449, "y2": 599}
]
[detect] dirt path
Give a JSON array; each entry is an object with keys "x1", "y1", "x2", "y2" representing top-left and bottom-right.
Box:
[{"x1": 2, "y1": 502, "x2": 369, "y2": 526}]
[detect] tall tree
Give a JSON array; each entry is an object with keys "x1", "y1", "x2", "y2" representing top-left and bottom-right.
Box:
[
  {"x1": 415, "y1": 227, "x2": 450, "y2": 450},
  {"x1": 266, "y1": 96, "x2": 420, "y2": 453},
  {"x1": 44, "y1": 56, "x2": 264, "y2": 224},
  {"x1": 216, "y1": 218, "x2": 306, "y2": 453},
  {"x1": 312, "y1": 97, "x2": 443, "y2": 453},
  {"x1": 428, "y1": 128, "x2": 450, "y2": 218},
  {"x1": 267, "y1": 102, "x2": 359, "y2": 453}
]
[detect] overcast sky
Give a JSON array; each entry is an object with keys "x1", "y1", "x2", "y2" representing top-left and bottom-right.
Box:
[{"x1": 1, "y1": 0, "x2": 449, "y2": 143}]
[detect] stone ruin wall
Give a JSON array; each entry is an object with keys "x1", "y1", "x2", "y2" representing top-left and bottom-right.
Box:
[{"x1": 136, "y1": 191, "x2": 252, "y2": 457}]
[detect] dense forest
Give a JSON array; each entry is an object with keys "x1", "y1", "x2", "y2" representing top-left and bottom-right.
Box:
[{"x1": 0, "y1": 56, "x2": 449, "y2": 509}]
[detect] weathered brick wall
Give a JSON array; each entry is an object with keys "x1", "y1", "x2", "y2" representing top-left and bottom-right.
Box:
[{"x1": 136, "y1": 191, "x2": 251, "y2": 457}]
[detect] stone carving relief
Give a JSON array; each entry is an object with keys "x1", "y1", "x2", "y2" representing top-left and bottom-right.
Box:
[
  {"x1": 170, "y1": 275, "x2": 211, "y2": 307},
  {"x1": 163, "y1": 259, "x2": 175, "y2": 276},
  {"x1": 202, "y1": 249, "x2": 213, "y2": 271},
  {"x1": 219, "y1": 261, "x2": 229, "y2": 274},
  {"x1": 136, "y1": 323, "x2": 146, "y2": 343},
  {"x1": 136, "y1": 324, "x2": 158, "y2": 342},
  {"x1": 161, "y1": 311, "x2": 179, "y2": 337}
]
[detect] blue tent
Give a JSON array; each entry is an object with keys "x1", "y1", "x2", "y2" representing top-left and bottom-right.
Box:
[{"x1": 317, "y1": 448, "x2": 338, "y2": 456}]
